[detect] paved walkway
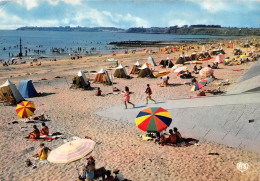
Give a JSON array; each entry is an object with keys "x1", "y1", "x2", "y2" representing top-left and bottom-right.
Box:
[{"x1": 96, "y1": 92, "x2": 260, "y2": 153}]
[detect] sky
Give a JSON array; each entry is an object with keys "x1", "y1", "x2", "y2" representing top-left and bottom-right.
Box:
[{"x1": 0, "y1": 0, "x2": 259, "y2": 30}]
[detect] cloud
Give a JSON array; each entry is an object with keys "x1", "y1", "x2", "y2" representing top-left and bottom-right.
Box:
[
  {"x1": 189, "y1": 0, "x2": 259, "y2": 13},
  {"x1": 15, "y1": 0, "x2": 39, "y2": 10},
  {"x1": 47, "y1": 0, "x2": 83, "y2": 5},
  {"x1": 13, "y1": 0, "x2": 83, "y2": 10},
  {"x1": 0, "y1": 9, "x2": 24, "y2": 29},
  {"x1": 71, "y1": 7, "x2": 149, "y2": 28}
]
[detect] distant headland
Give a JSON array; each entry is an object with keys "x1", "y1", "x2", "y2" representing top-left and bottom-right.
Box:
[{"x1": 16, "y1": 25, "x2": 260, "y2": 36}]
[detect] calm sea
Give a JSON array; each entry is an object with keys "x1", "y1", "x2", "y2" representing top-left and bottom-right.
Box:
[{"x1": 0, "y1": 30, "x2": 234, "y2": 61}]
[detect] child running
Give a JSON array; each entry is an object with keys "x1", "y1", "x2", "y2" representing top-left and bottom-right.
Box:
[{"x1": 124, "y1": 86, "x2": 135, "y2": 109}]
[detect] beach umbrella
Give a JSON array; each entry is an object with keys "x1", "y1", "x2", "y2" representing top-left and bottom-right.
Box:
[
  {"x1": 135, "y1": 107, "x2": 172, "y2": 132},
  {"x1": 199, "y1": 80, "x2": 207, "y2": 86},
  {"x1": 47, "y1": 139, "x2": 95, "y2": 164},
  {"x1": 199, "y1": 67, "x2": 213, "y2": 77},
  {"x1": 191, "y1": 82, "x2": 205, "y2": 91},
  {"x1": 206, "y1": 77, "x2": 215, "y2": 83},
  {"x1": 16, "y1": 101, "x2": 36, "y2": 118},
  {"x1": 177, "y1": 70, "x2": 186, "y2": 76},
  {"x1": 174, "y1": 66, "x2": 187, "y2": 73},
  {"x1": 155, "y1": 71, "x2": 170, "y2": 77}
]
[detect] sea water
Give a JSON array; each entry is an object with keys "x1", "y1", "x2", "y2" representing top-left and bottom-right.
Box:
[{"x1": 0, "y1": 30, "x2": 234, "y2": 61}]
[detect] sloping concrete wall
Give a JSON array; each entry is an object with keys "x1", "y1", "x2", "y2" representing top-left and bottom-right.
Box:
[
  {"x1": 96, "y1": 92, "x2": 260, "y2": 153},
  {"x1": 227, "y1": 60, "x2": 260, "y2": 94}
]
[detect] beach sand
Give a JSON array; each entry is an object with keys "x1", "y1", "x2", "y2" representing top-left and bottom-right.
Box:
[{"x1": 0, "y1": 40, "x2": 260, "y2": 181}]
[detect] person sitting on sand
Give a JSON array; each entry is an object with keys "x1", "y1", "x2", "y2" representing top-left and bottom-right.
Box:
[
  {"x1": 198, "y1": 66, "x2": 203, "y2": 71},
  {"x1": 191, "y1": 77, "x2": 197, "y2": 85},
  {"x1": 96, "y1": 87, "x2": 102, "y2": 96},
  {"x1": 40, "y1": 123, "x2": 49, "y2": 136},
  {"x1": 168, "y1": 129, "x2": 178, "y2": 144},
  {"x1": 164, "y1": 76, "x2": 170, "y2": 87},
  {"x1": 105, "y1": 170, "x2": 115, "y2": 181},
  {"x1": 24, "y1": 125, "x2": 40, "y2": 139},
  {"x1": 32, "y1": 143, "x2": 51, "y2": 160},
  {"x1": 159, "y1": 76, "x2": 169, "y2": 87},
  {"x1": 173, "y1": 127, "x2": 182, "y2": 143},
  {"x1": 193, "y1": 65, "x2": 198, "y2": 73},
  {"x1": 197, "y1": 90, "x2": 206, "y2": 96}
]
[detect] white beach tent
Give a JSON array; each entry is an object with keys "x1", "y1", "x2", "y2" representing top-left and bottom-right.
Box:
[
  {"x1": 147, "y1": 56, "x2": 156, "y2": 66},
  {"x1": 78, "y1": 71, "x2": 88, "y2": 84},
  {"x1": 114, "y1": 64, "x2": 128, "y2": 78},
  {"x1": 0, "y1": 79, "x2": 25, "y2": 103}
]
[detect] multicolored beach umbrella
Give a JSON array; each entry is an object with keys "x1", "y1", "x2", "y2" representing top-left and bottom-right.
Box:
[
  {"x1": 177, "y1": 70, "x2": 186, "y2": 76},
  {"x1": 16, "y1": 101, "x2": 36, "y2": 118},
  {"x1": 191, "y1": 82, "x2": 205, "y2": 91},
  {"x1": 135, "y1": 107, "x2": 172, "y2": 132},
  {"x1": 199, "y1": 80, "x2": 207, "y2": 86},
  {"x1": 47, "y1": 139, "x2": 95, "y2": 164}
]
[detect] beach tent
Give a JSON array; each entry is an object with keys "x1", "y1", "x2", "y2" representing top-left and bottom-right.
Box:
[
  {"x1": 201, "y1": 45, "x2": 206, "y2": 52},
  {"x1": 159, "y1": 58, "x2": 174, "y2": 68},
  {"x1": 71, "y1": 71, "x2": 91, "y2": 89},
  {"x1": 215, "y1": 54, "x2": 225, "y2": 63},
  {"x1": 190, "y1": 52, "x2": 197, "y2": 60},
  {"x1": 114, "y1": 64, "x2": 128, "y2": 78},
  {"x1": 211, "y1": 48, "x2": 225, "y2": 55},
  {"x1": 175, "y1": 56, "x2": 185, "y2": 64},
  {"x1": 147, "y1": 56, "x2": 156, "y2": 66},
  {"x1": 138, "y1": 64, "x2": 155, "y2": 78},
  {"x1": 204, "y1": 51, "x2": 211, "y2": 58},
  {"x1": 0, "y1": 80, "x2": 25, "y2": 104},
  {"x1": 18, "y1": 80, "x2": 38, "y2": 98},
  {"x1": 93, "y1": 69, "x2": 112, "y2": 85},
  {"x1": 130, "y1": 61, "x2": 141, "y2": 74},
  {"x1": 184, "y1": 55, "x2": 191, "y2": 62},
  {"x1": 198, "y1": 52, "x2": 206, "y2": 59},
  {"x1": 78, "y1": 71, "x2": 88, "y2": 84}
]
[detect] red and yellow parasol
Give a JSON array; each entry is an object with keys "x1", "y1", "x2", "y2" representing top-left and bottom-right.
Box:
[{"x1": 16, "y1": 101, "x2": 36, "y2": 118}]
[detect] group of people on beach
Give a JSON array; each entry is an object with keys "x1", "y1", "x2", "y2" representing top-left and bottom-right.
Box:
[
  {"x1": 24, "y1": 123, "x2": 49, "y2": 139},
  {"x1": 96, "y1": 84, "x2": 156, "y2": 109}
]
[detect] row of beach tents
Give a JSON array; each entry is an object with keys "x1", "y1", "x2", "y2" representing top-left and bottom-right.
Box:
[{"x1": 0, "y1": 79, "x2": 38, "y2": 104}]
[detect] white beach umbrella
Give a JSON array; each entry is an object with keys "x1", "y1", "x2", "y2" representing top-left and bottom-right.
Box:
[{"x1": 47, "y1": 139, "x2": 95, "y2": 164}]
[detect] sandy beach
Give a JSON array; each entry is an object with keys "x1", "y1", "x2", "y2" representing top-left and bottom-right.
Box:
[{"x1": 0, "y1": 38, "x2": 260, "y2": 181}]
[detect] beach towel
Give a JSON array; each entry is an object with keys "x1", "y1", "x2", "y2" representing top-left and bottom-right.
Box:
[
  {"x1": 27, "y1": 136, "x2": 54, "y2": 142},
  {"x1": 142, "y1": 135, "x2": 153, "y2": 141}
]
